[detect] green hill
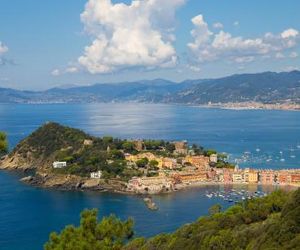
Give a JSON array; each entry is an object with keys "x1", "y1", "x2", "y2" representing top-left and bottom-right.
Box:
[
  {"x1": 125, "y1": 188, "x2": 300, "y2": 250},
  {"x1": 44, "y1": 188, "x2": 300, "y2": 250}
]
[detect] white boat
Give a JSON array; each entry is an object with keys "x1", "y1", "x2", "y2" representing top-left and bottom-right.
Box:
[{"x1": 206, "y1": 194, "x2": 213, "y2": 198}]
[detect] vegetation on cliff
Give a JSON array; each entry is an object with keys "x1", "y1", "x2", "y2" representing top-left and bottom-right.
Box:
[
  {"x1": 0, "y1": 131, "x2": 8, "y2": 156},
  {"x1": 44, "y1": 188, "x2": 300, "y2": 250},
  {"x1": 6, "y1": 122, "x2": 234, "y2": 178}
]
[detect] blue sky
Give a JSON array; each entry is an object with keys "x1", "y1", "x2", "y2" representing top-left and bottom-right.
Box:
[{"x1": 0, "y1": 0, "x2": 299, "y2": 90}]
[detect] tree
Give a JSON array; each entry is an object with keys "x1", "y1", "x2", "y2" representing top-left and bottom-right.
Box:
[
  {"x1": 0, "y1": 131, "x2": 8, "y2": 156},
  {"x1": 149, "y1": 160, "x2": 158, "y2": 168},
  {"x1": 122, "y1": 142, "x2": 135, "y2": 153},
  {"x1": 165, "y1": 143, "x2": 175, "y2": 153},
  {"x1": 205, "y1": 149, "x2": 217, "y2": 157},
  {"x1": 209, "y1": 204, "x2": 222, "y2": 216},
  {"x1": 136, "y1": 158, "x2": 149, "y2": 168},
  {"x1": 44, "y1": 209, "x2": 134, "y2": 250}
]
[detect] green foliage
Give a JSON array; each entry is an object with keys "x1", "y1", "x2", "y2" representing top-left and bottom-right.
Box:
[
  {"x1": 149, "y1": 160, "x2": 158, "y2": 168},
  {"x1": 204, "y1": 149, "x2": 217, "y2": 156},
  {"x1": 136, "y1": 158, "x2": 149, "y2": 168},
  {"x1": 165, "y1": 143, "x2": 175, "y2": 153},
  {"x1": 0, "y1": 131, "x2": 8, "y2": 156},
  {"x1": 122, "y1": 142, "x2": 135, "y2": 153},
  {"x1": 125, "y1": 189, "x2": 300, "y2": 250},
  {"x1": 44, "y1": 209, "x2": 134, "y2": 250},
  {"x1": 144, "y1": 140, "x2": 164, "y2": 150},
  {"x1": 209, "y1": 204, "x2": 222, "y2": 216}
]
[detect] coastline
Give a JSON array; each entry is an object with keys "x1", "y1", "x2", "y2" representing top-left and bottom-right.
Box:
[
  {"x1": 1, "y1": 101, "x2": 300, "y2": 112},
  {"x1": 9, "y1": 169, "x2": 298, "y2": 195}
]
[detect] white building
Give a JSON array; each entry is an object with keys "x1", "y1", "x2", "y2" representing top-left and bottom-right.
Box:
[
  {"x1": 210, "y1": 154, "x2": 218, "y2": 163},
  {"x1": 90, "y1": 171, "x2": 102, "y2": 179},
  {"x1": 53, "y1": 161, "x2": 67, "y2": 169}
]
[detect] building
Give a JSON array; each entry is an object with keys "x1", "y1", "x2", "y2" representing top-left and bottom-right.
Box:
[
  {"x1": 83, "y1": 139, "x2": 93, "y2": 146},
  {"x1": 209, "y1": 154, "x2": 218, "y2": 163},
  {"x1": 232, "y1": 172, "x2": 244, "y2": 183},
  {"x1": 172, "y1": 171, "x2": 208, "y2": 184},
  {"x1": 277, "y1": 171, "x2": 290, "y2": 184},
  {"x1": 132, "y1": 140, "x2": 145, "y2": 151},
  {"x1": 90, "y1": 171, "x2": 102, "y2": 179},
  {"x1": 53, "y1": 161, "x2": 67, "y2": 168},
  {"x1": 125, "y1": 153, "x2": 163, "y2": 168},
  {"x1": 162, "y1": 157, "x2": 177, "y2": 169},
  {"x1": 184, "y1": 155, "x2": 210, "y2": 170},
  {"x1": 244, "y1": 168, "x2": 258, "y2": 183},
  {"x1": 223, "y1": 169, "x2": 233, "y2": 183},
  {"x1": 291, "y1": 173, "x2": 300, "y2": 185},
  {"x1": 127, "y1": 176, "x2": 174, "y2": 193},
  {"x1": 173, "y1": 141, "x2": 188, "y2": 155},
  {"x1": 259, "y1": 170, "x2": 275, "y2": 185}
]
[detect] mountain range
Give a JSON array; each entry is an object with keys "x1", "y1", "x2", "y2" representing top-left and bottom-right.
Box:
[{"x1": 1, "y1": 70, "x2": 300, "y2": 105}]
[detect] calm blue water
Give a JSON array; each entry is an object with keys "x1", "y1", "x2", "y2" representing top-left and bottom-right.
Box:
[{"x1": 0, "y1": 103, "x2": 299, "y2": 250}]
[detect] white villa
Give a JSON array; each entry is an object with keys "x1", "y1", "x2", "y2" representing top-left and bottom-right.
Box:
[
  {"x1": 90, "y1": 171, "x2": 102, "y2": 179},
  {"x1": 53, "y1": 161, "x2": 67, "y2": 169}
]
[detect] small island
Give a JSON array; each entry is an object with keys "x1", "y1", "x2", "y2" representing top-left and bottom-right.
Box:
[{"x1": 0, "y1": 122, "x2": 299, "y2": 195}]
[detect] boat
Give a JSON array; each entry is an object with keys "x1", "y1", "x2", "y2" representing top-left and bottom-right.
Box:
[{"x1": 206, "y1": 194, "x2": 213, "y2": 198}]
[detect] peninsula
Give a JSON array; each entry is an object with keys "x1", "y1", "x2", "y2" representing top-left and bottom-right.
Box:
[{"x1": 1, "y1": 122, "x2": 299, "y2": 194}]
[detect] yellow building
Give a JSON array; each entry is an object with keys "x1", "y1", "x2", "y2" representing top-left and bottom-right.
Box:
[
  {"x1": 184, "y1": 155, "x2": 210, "y2": 170},
  {"x1": 244, "y1": 168, "x2": 258, "y2": 183},
  {"x1": 125, "y1": 153, "x2": 163, "y2": 168}
]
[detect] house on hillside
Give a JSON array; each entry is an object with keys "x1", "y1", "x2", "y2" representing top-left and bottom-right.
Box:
[{"x1": 53, "y1": 161, "x2": 67, "y2": 168}]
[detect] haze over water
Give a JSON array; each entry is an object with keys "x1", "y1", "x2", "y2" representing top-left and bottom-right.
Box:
[{"x1": 0, "y1": 103, "x2": 299, "y2": 250}]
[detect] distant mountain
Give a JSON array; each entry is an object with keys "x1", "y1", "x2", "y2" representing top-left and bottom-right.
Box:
[
  {"x1": 170, "y1": 71, "x2": 300, "y2": 104},
  {"x1": 0, "y1": 71, "x2": 300, "y2": 104}
]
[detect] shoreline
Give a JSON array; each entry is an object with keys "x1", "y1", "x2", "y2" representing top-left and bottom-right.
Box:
[
  {"x1": 1, "y1": 102, "x2": 299, "y2": 112},
  {"x1": 2, "y1": 169, "x2": 296, "y2": 196}
]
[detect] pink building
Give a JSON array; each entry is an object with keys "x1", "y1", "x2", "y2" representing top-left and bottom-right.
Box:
[
  {"x1": 259, "y1": 170, "x2": 275, "y2": 184},
  {"x1": 223, "y1": 169, "x2": 233, "y2": 183}
]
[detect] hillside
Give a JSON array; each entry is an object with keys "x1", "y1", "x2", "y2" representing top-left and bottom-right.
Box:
[
  {"x1": 0, "y1": 122, "x2": 91, "y2": 170},
  {"x1": 170, "y1": 70, "x2": 300, "y2": 104},
  {"x1": 43, "y1": 188, "x2": 300, "y2": 250},
  {"x1": 125, "y1": 188, "x2": 300, "y2": 250},
  {"x1": 1, "y1": 71, "x2": 300, "y2": 105}
]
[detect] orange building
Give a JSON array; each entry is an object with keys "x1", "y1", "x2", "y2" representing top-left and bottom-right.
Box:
[
  {"x1": 291, "y1": 173, "x2": 300, "y2": 184},
  {"x1": 184, "y1": 155, "x2": 210, "y2": 170}
]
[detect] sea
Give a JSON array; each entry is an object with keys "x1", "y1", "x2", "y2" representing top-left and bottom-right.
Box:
[{"x1": 0, "y1": 103, "x2": 299, "y2": 250}]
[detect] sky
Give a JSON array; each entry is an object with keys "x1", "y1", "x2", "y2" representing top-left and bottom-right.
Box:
[{"x1": 0, "y1": 0, "x2": 299, "y2": 90}]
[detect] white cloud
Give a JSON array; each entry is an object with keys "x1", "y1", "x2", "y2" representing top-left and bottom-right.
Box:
[
  {"x1": 0, "y1": 41, "x2": 9, "y2": 66},
  {"x1": 233, "y1": 21, "x2": 239, "y2": 27},
  {"x1": 51, "y1": 66, "x2": 79, "y2": 76},
  {"x1": 0, "y1": 41, "x2": 8, "y2": 55},
  {"x1": 281, "y1": 29, "x2": 299, "y2": 39},
  {"x1": 275, "y1": 52, "x2": 285, "y2": 59},
  {"x1": 289, "y1": 51, "x2": 298, "y2": 58},
  {"x1": 213, "y1": 22, "x2": 223, "y2": 29},
  {"x1": 283, "y1": 66, "x2": 300, "y2": 72},
  {"x1": 187, "y1": 64, "x2": 201, "y2": 72},
  {"x1": 78, "y1": 0, "x2": 185, "y2": 74},
  {"x1": 65, "y1": 67, "x2": 79, "y2": 73},
  {"x1": 51, "y1": 69, "x2": 61, "y2": 76},
  {"x1": 188, "y1": 14, "x2": 300, "y2": 65}
]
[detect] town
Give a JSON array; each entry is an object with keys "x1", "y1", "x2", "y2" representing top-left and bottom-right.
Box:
[{"x1": 53, "y1": 139, "x2": 300, "y2": 194}]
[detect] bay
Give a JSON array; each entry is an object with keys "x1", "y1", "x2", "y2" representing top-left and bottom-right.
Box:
[{"x1": 0, "y1": 103, "x2": 299, "y2": 250}]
